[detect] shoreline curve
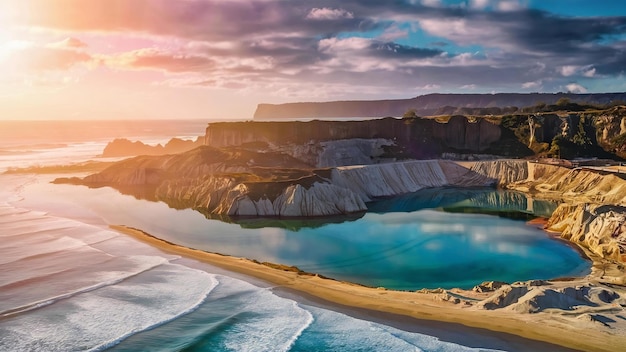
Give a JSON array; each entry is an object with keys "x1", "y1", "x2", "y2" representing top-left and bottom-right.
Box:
[{"x1": 110, "y1": 224, "x2": 624, "y2": 352}]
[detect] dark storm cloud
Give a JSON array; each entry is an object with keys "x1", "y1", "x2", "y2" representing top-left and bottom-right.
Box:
[{"x1": 369, "y1": 42, "x2": 444, "y2": 59}]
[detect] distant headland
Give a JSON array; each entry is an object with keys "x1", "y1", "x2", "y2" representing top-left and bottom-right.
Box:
[{"x1": 254, "y1": 92, "x2": 626, "y2": 119}]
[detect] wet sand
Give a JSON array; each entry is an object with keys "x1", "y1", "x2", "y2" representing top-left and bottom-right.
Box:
[{"x1": 111, "y1": 225, "x2": 624, "y2": 352}]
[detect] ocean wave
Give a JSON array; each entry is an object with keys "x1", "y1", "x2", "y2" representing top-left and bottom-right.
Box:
[
  {"x1": 89, "y1": 269, "x2": 219, "y2": 352},
  {"x1": 0, "y1": 234, "x2": 96, "y2": 265},
  {"x1": 0, "y1": 216, "x2": 77, "y2": 235},
  {"x1": 179, "y1": 275, "x2": 316, "y2": 352},
  {"x1": 285, "y1": 301, "x2": 315, "y2": 352},
  {"x1": 0, "y1": 264, "x2": 219, "y2": 352},
  {"x1": 0, "y1": 255, "x2": 170, "y2": 318},
  {"x1": 291, "y1": 305, "x2": 504, "y2": 352}
]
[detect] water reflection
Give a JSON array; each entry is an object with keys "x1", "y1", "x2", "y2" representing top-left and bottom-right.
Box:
[
  {"x1": 196, "y1": 187, "x2": 559, "y2": 230},
  {"x1": 368, "y1": 187, "x2": 559, "y2": 219}
]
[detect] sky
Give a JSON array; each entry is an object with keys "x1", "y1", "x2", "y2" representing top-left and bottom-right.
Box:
[{"x1": 0, "y1": 0, "x2": 626, "y2": 120}]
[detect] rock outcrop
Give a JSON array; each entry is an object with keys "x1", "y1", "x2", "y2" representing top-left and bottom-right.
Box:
[
  {"x1": 547, "y1": 204, "x2": 626, "y2": 261},
  {"x1": 476, "y1": 281, "x2": 625, "y2": 314},
  {"x1": 102, "y1": 137, "x2": 203, "y2": 157}
]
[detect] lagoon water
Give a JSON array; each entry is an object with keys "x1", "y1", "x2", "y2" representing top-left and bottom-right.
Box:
[
  {"x1": 0, "y1": 120, "x2": 588, "y2": 351},
  {"x1": 18, "y1": 179, "x2": 588, "y2": 291}
]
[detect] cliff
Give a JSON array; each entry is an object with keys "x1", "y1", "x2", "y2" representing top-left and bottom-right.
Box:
[
  {"x1": 254, "y1": 93, "x2": 626, "y2": 119},
  {"x1": 204, "y1": 117, "x2": 509, "y2": 161},
  {"x1": 547, "y1": 204, "x2": 626, "y2": 261},
  {"x1": 207, "y1": 109, "x2": 626, "y2": 162}
]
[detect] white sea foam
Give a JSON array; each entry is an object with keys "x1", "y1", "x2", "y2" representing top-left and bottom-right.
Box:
[
  {"x1": 0, "y1": 263, "x2": 218, "y2": 352},
  {"x1": 196, "y1": 276, "x2": 315, "y2": 352},
  {"x1": 298, "y1": 305, "x2": 505, "y2": 352}
]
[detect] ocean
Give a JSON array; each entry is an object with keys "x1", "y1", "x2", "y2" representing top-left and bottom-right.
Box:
[{"x1": 0, "y1": 120, "x2": 585, "y2": 351}]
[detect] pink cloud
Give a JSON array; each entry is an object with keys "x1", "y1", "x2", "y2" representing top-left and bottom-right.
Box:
[
  {"x1": 106, "y1": 49, "x2": 216, "y2": 73},
  {"x1": 47, "y1": 37, "x2": 88, "y2": 49},
  {"x1": 306, "y1": 8, "x2": 354, "y2": 20}
]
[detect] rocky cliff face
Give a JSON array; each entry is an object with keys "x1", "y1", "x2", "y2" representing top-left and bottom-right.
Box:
[
  {"x1": 209, "y1": 110, "x2": 626, "y2": 162},
  {"x1": 271, "y1": 138, "x2": 395, "y2": 168},
  {"x1": 330, "y1": 160, "x2": 493, "y2": 201},
  {"x1": 547, "y1": 204, "x2": 626, "y2": 261},
  {"x1": 156, "y1": 176, "x2": 368, "y2": 217},
  {"x1": 254, "y1": 93, "x2": 626, "y2": 119},
  {"x1": 205, "y1": 117, "x2": 506, "y2": 160},
  {"x1": 470, "y1": 160, "x2": 529, "y2": 184},
  {"x1": 152, "y1": 159, "x2": 494, "y2": 217}
]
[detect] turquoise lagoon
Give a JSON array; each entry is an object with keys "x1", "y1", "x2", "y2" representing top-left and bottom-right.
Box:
[{"x1": 19, "y1": 181, "x2": 589, "y2": 291}]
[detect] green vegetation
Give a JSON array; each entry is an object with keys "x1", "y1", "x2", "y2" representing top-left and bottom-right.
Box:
[
  {"x1": 612, "y1": 133, "x2": 626, "y2": 146},
  {"x1": 520, "y1": 100, "x2": 601, "y2": 114},
  {"x1": 403, "y1": 109, "x2": 418, "y2": 118}
]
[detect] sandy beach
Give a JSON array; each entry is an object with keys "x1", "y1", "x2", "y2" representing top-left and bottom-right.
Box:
[{"x1": 111, "y1": 225, "x2": 626, "y2": 352}]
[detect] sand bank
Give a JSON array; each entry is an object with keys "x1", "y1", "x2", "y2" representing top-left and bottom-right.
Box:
[{"x1": 111, "y1": 225, "x2": 626, "y2": 352}]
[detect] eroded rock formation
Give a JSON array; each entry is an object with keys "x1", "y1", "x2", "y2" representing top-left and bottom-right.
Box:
[
  {"x1": 204, "y1": 117, "x2": 505, "y2": 159},
  {"x1": 65, "y1": 146, "x2": 495, "y2": 218},
  {"x1": 547, "y1": 204, "x2": 626, "y2": 261},
  {"x1": 475, "y1": 280, "x2": 625, "y2": 314}
]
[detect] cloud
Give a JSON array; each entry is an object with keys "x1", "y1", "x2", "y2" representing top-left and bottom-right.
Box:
[
  {"x1": 566, "y1": 83, "x2": 588, "y2": 93},
  {"x1": 470, "y1": 0, "x2": 490, "y2": 9},
  {"x1": 417, "y1": 83, "x2": 441, "y2": 90},
  {"x1": 469, "y1": 0, "x2": 525, "y2": 12},
  {"x1": 560, "y1": 65, "x2": 597, "y2": 78},
  {"x1": 5, "y1": 0, "x2": 625, "y2": 97},
  {"x1": 306, "y1": 8, "x2": 354, "y2": 20},
  {"x1": 522, "y1": 80, "x2": 542, "y2": 89},
  {"x1": 560, "y1": 65, "x2": 578, "y2": 77},
  {"x1": 497, "y1": 1, "x2": 524, "y2": 12},
  {"x1": 421, "y1": 0, "x2": 442, "y2": 7},
  {"x1": 378, "y1": 25, "x2": 409, "y2": 41},
  {"x1": 583, "y1": 67, "x2": 596, "y2": 77},
  {"x1": 106, "y1": 49, "x2": 217, "y2": 73},
  {"x1": 47, "y1": 37, "x2": 88, "y2": 49}
]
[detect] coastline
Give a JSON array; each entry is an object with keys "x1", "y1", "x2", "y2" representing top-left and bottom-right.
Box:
[{"x1": 111, "y1": 225, "x2": 624, "y2": 352}]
